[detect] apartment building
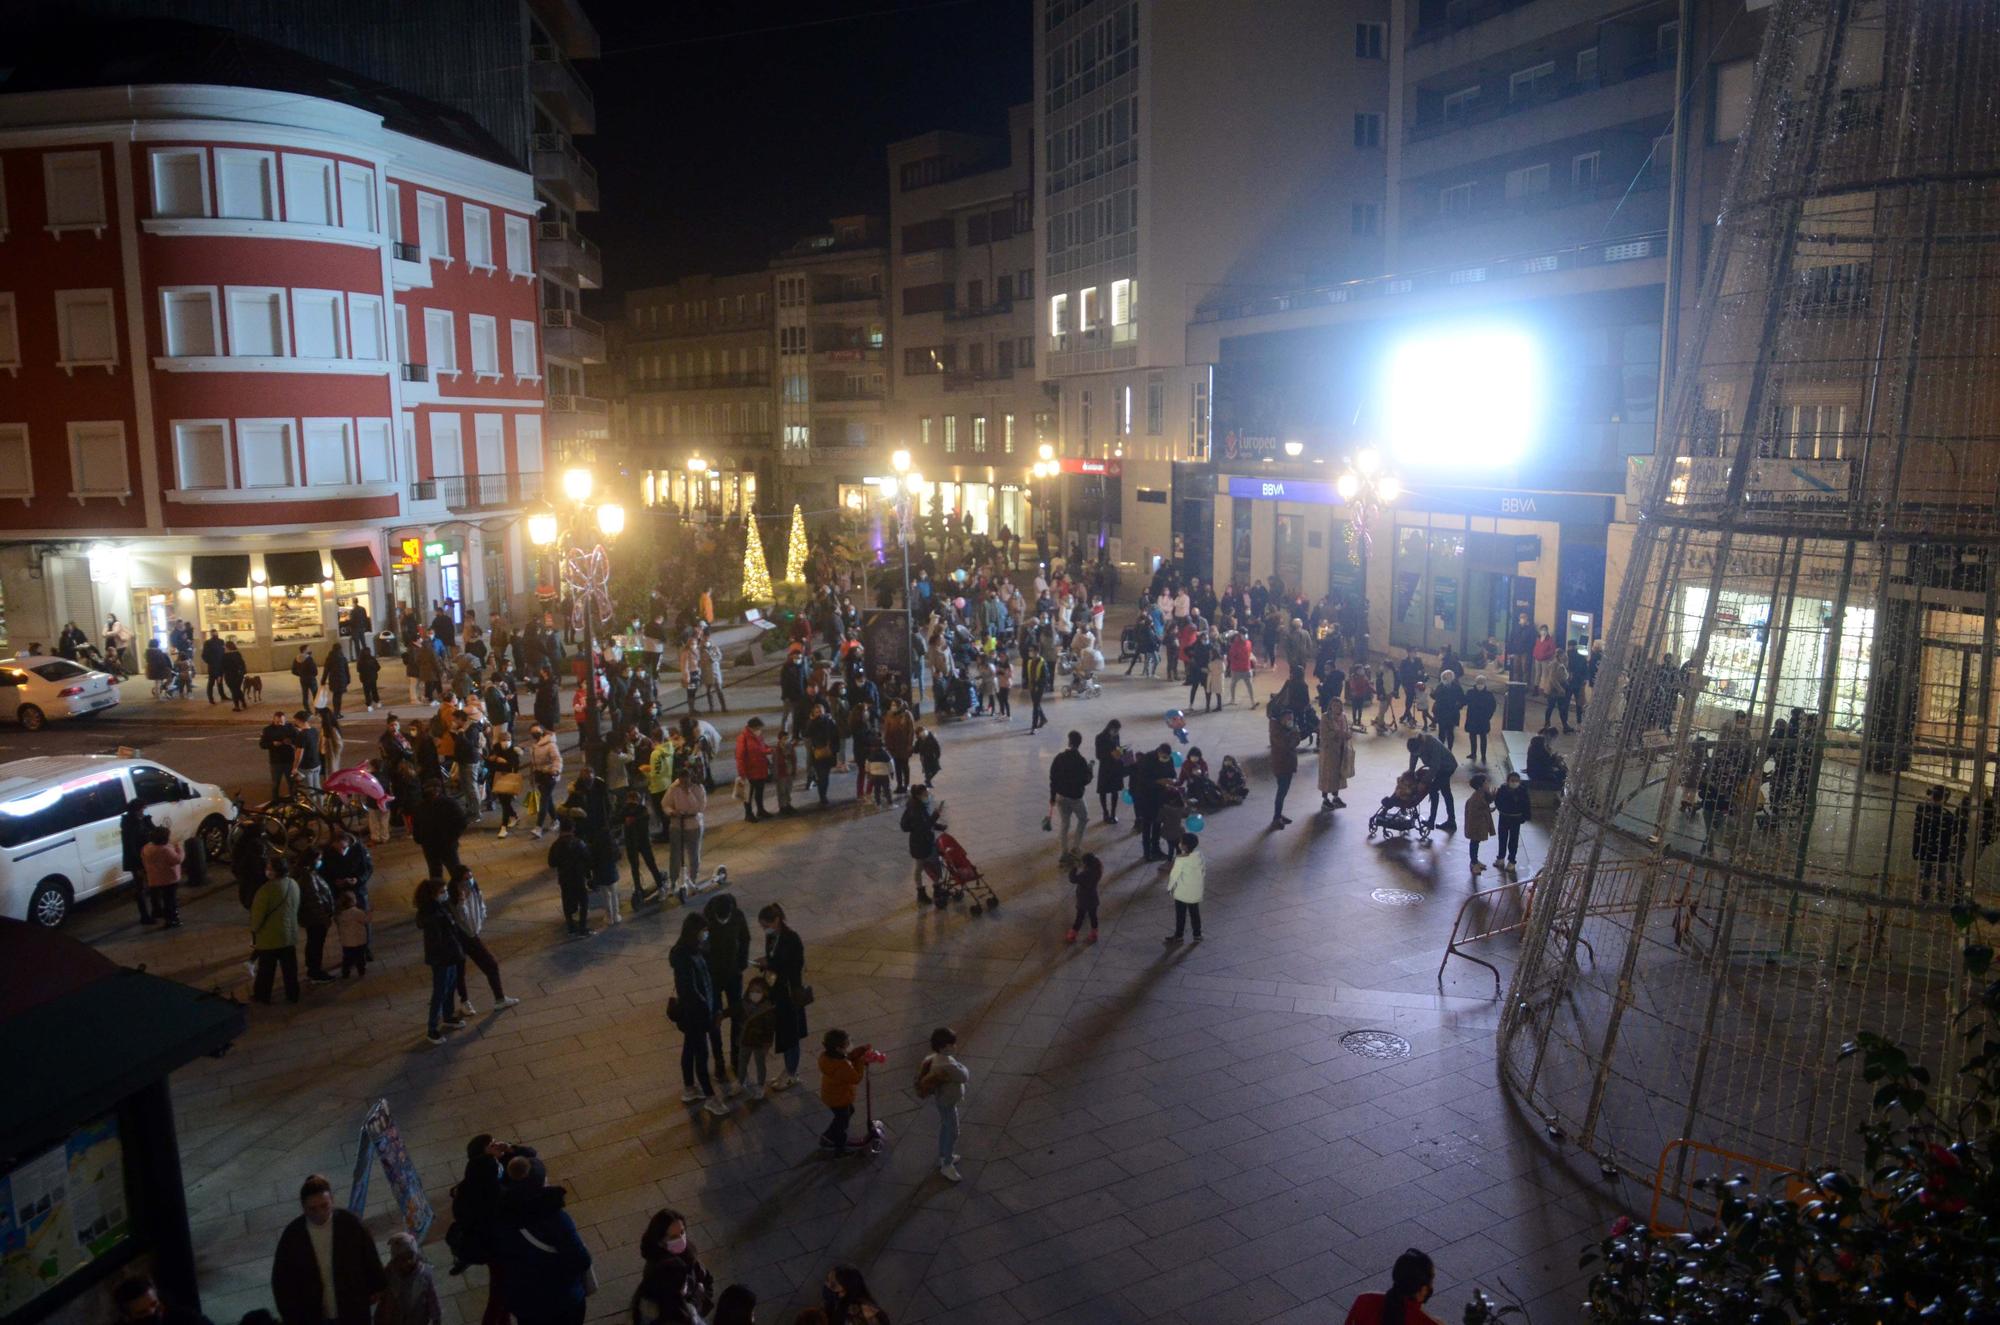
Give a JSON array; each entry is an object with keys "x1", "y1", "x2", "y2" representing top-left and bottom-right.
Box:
[
  {"x1": 887, "y1": 105, "x2": 1051, "y2": 542},
  {"x1": 769, "y1": 216, "x2": 890, "y2": 512},
  {"x1": 46, "y1": 0, "x2": 610, "y2": 461},
  {"x1": 0, "y1": 22, "x2": 546, "y2": 666},
  {"x1": 1183, "y1": 0, "x2": 1682, "y2": 653},
  {"x1": 1033, "y1": 0, "x2": 1381, "y2": 574},
  {"x1": 615, "y1": 273, "x2": 777, "y2": 521}
]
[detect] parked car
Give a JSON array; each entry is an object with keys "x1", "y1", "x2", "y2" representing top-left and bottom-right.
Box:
[
  {"x1": 0, "y1": 756, "x2": 237, "y2": 927},
  {"x1": 0, "y1": 656, "x2": 120, "y2": 730}
]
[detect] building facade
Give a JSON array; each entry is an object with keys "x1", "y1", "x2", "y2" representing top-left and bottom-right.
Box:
[
  {"x1": 614, "y1": 272, "x2": 777, "y2": 520},
  {"x1": 887, "y1": 105, "x2": 1050, "y2": 543},
  {"x1": 768, "y1": 216, "x2": 890, "y2": 512},
  {"x1": 44, "y1": 0, "x2": 610, "y2": 461},
  {"x1": 0, "y1": 34, "x2": 546, "y2": 668},
  {"x1": 1184, "y1": 0, "x2": 1682, "y2": 653},
  {"x1": 1033, "y1": 0, "x2": 1387, "y2": 575}
]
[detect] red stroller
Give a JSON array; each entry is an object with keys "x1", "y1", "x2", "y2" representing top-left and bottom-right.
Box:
[{"x1": 922, "y1": 831, "x2": 1001, "y2": 914}]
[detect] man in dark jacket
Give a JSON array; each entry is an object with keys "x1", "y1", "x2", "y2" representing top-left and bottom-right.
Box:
[
  {"x1": 121, "y1": 800, "x2": 156, "y2": 925},
  {"x1": 413, "y1": 782, "x2": 468, "y2": 879},
  {"x1": 489, "y1": 1158, "x2": 591, "y2": 1325},
  {"x1": 1129, "y1": 745, "x2": 1178, "y2": 861},
  {"x1": 1407, "y1": 732, "x2": 1460, "y2": 833},
  {"x1": 260, "y1": 711, "x2": 295, "y2": 803},
  {"x1": 222, "y1": 640, "x2": 249, "y2": 710},
  {"x1": 902, "y1": 786, "x2": 944, "y2": 906},
  {"x1": 1047, "y1": 729, "x2": 1094, "y2": 865},
  {"x1": 1462, "y1": 675, "x2": 1498, "y2": 764},
  {"x1": 320, "y1": 644, "x2": 350, "y2": 717},
  {"x1": 269, "y1": 1174, "x2": 384, "y2": 1325},
  {"x1": 318, "y1": 830, "x2": 374, "y2": 910},
  {"x1": 1431, "y1": 670, "x2": 1467, "y2": 754},
  {"x1": 343, "y1": 599, "x2": 372, "y2": 658},
  {"x1": 803, "y1": 703, "x2": 842, "y2": 807},
  {"x1": 547, "y1": 820, "x2": 593, "y2": 937},
  {"x1": 703, "y1": 893, "x2": 752, "y2": 1086},
  {"x1": 201, "y1": 630, "x2": 228, "y2": 704}
]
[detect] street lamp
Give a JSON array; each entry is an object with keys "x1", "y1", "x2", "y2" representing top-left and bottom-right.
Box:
[
  {"x1": 1335, "y1": 446, "x2": 1399, "y2": 658},
  {"x1": 1284, "y1": 440, "x2": 1305, "y2": 458},
  {"x1": 530, "y1": 465, "x2": 626, "y2": 775}
]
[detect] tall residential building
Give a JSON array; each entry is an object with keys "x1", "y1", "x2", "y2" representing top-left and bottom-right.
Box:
[
  {"x1": 768, "y1": 216, "x2": 890, "y2": 512},
  {"x1": 614, "y1": 273, "x2": 777, "y2": 520},
  {"x1": 887, "y1": 105, "x2": 1050, "y2": 542},
  {"x1": 1183, "y1": 0, "x2": 1679, "y2": 655},
  {"x1": 39, "y1": 0, "x2": 609, "y2": 461},
  {"x1": 0, "y1": 21, "x2": 546, "y2": 666},
  {"x1": 1033, "y1": 0, "x2": 1381, "y2": 573}
]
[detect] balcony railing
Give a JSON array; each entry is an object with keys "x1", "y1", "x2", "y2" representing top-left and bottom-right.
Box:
[
  {"x1": 943, "y1": 368, "x2": 1015, "y2": 391},
  {"x1": 815, "y1": 389, "x2": 886, "y2": 404},
  {"x1": 542, "y1": 307, "x2": 605, "y2": 363},
  {"x1": 530, "y1": 133, "x2": 600, "y2": 212},
  {"x1": 547, "y1": 392, "x2": 609, "y2": 416},
  {"x1": 401, "y1": 362, "x2": 429, "y2": 382},
  {"x1": 392, "y1": 240, "x2": 421, "y2": 262},
  {"x1": 639, "y1": 372, "x2": 771, "y2": 391},
  {"x1": 530, "y1": 43, "x2": 595, "y2": 134},
  {"x1": 943, "y1": 298, "x2": 1015, "y2": 322},
  {"x1": 810, "y1": 289, "x2": 885, "y2": 309},
  {"x1": 410, "y1": 472, "x2": 547, "y2": 512},
  {"x1": 536, "y1": 220, "x2": 601, "y2": 288}
]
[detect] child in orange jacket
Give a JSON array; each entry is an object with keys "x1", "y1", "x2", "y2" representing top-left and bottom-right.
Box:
[{"x1": 817, "y1": 1029, "x2": 872, "y2": 1154}]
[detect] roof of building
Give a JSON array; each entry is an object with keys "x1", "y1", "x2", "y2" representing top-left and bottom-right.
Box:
[
  {"x1": 0, "y1": 16, "x2": 516, "y2": 167},
  {"x1": 0, "y1": 917, "x2": 244, "y2": 1155}
]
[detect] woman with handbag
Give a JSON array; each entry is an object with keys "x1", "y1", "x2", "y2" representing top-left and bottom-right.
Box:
[
  {"x1": 486, "y1": 729, "x2": 523, "y2": 838},
  {"x1": 447, "y1": 865, "x2": 519, "y2": 1014},
  {"x1": 755, "y1": 902, "x2": 809, "y2": 1090}
]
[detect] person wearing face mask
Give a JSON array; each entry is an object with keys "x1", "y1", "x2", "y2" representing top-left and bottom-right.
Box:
[
  {"x1": 1343, "y1": 1247, "x2": 1442, "y2": 1324},
  {"x1": 754, "y1": 903, "x2": 808, "y2": 1089},
  {"x1": 1462, "y1": 673, "x2": 1497, "y2": 765},
  {"x1": 737, "y1": 974, "x2": 778, "y2": 1091},
  {"x1": 638, "y1": 1209, "x2": 715, "y2": 1315},
  {"x1": 669, "y1": 913, "x2": 730, "y2": 1115},
  {"x1": 270, "y1": 1173, "x2": 386, "y2": 1325}
]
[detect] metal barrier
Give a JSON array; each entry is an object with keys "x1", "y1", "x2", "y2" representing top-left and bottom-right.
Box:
[{"x1": 1648, "y1": 1137, "x2": 1801, "y2": 1233}]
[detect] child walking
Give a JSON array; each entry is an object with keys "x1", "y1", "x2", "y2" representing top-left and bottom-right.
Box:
[
  {"x1": 1372, "y1": 660, "x2": 1396, "y2": 733},
  {"x1": 817, "y1": 1029, "x2": 873, "y2": 1155},
  {"x1": 1066, "y1": 852, "x2": 1102, "y2": 944},
  {"x1": 916, "y1": 1027, "x2": 971, "y2": 1183},
  {"x1": 1165, "y1": 831, "x2": 1205, "y2": 943},
  {"x1": 994, "y1": 654, "x2": 1013, "y2": 720},
  {"x1": 335, "y1": 891, "x2": 372, "y2": 976},
  {"x1": 1464, "y1": 772, "x2": 1495, "y2": 876},
  {"x1": 1493, "y1": 770, "x2": 1531, "y2": 872}
]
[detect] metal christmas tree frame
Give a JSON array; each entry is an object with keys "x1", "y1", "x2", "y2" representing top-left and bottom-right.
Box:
[{"x1": 1500, "y1": 0, "x2": 2000, "y2": 1199}]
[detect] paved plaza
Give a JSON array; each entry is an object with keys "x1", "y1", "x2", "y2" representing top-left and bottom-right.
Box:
[{"x1": 69, "y1": 666, "x2": 1635, "y2": 1325}]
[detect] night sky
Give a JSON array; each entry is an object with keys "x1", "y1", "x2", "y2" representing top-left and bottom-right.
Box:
[{"x1": 583, "y1": 0, "x2": 1032, "y2": 304}]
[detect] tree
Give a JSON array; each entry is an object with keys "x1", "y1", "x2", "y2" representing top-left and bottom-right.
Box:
[
  {"x1": 740, "y1": 514, "x2": 773, "y2": 603},
  {"x1": 783, "y1": 503, "x2": 809, "y2": 585},
  {"x1": 1562, "y1": 906, "x2": 2000, "y2": 1324}
]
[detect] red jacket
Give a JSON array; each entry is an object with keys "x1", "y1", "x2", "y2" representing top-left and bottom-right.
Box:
[
  {"x1": 1226, "y1": 636, "x2": 1255, "y2": 673},
  {"x1": 1532, "y1": 636, "x2": 1557, "y2": 662},
  {"x1": 734, "y1": 728, "x2": 771, "y2": 781}
]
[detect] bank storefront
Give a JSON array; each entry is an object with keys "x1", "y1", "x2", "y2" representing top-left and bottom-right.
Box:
[{"x1": 1210, "y1": 472, "x2": 1616, "y2": 657}]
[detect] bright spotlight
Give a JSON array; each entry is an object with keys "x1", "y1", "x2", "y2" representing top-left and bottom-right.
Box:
[
  {"x1": 1384, "y1": 328, "x2": 1540, "y2": 469},
  {"x1": 1336, "y1": 472, "x2": 1360, "y2": 501},
  {"x1": 1283, "y1": 440, "x2": 1304, "y2": 458},
  {"x1": 1378, "y1": 475, "x2": 1402, "y2": 504}
]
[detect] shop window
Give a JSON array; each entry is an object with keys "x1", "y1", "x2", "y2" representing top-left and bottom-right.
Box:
[
  {"x1": 270, "y1": 585, "x2": 325, "y2": 642},
  {"x1": 1391, "y1": 525, "x2": 1430, "y2": 648},
  {"x1": 1428, "y1": 530, "x2": 1465, "y2": 643},
  {"x1": 199, "y1": 587, "x2": 253, "y2": 642},
  {"x1": 1231, "y1": 502, "x2": 1253, "y2": 585}
]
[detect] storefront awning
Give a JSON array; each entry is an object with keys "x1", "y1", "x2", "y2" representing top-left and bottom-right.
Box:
[
  {"x1": 189, "y1": 554, "x2": 251, "y2": 591},
  {"x1": 330, "y1": 546, "x2": 381, "y2": 579},
  {"x1": 263, "y1": 550, "x2": 325, "y2": 587}
]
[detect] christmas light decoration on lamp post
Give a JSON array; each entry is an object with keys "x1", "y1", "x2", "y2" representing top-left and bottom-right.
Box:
[
  {"x1": 530, "y1": 466, "x2": 624, "y2": 775},
  {"x1": 1335, "y1": 447, "x2": 1398, "y2": 654}
]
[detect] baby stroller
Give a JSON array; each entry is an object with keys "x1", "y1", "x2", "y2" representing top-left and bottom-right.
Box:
[
  {"x1": 922, "y1": 831, "x2": 1001, "y2": 914},
  {"x1": 1368, "y1": 766, "x2": 1435, "y2": 840},
  {"x1": 1063, "y1": 649, "x2": 1103, "y2": 699}
]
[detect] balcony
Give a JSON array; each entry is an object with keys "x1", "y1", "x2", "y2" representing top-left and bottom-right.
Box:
[
  {"x1": 546, "y1": 394, "x2": 609, "y2": 449},
  {"x1": 812, "y1": 344, "x2": 883, "y2": 364},
  {"x1": 410, "y1": 472, "x2": 547, "y2": 513},
  {"x1": 542, "y1": 308, "x2": 605, "y2": 363},
  {"x1": 943, "y1": 298, "x2": 1014, "y2": 322},
  {"x1": 810, "y1": 289, "x2": 885, "y2": 310},
  {"x1": 531, "y1": 132, "x2": 600, "y2": 212},
  {"x1": 400, "y1": 363, "x2": 428, "y2": 382},
  {"x1": 537, "y1": 220, "x2": 602, "y2": 288},
  {"x1": 390, "y1": 240, "x2": 430, "y2": 291},
  {"x1": 527, "y1": 0, "x2": 600, "y2": 58},
  {"x1": 530, "y1": 44, "x2": 596, "y2": 135},
  {"x1": 642, "y1": 372, "x2": 772, "y2": 391},
  {"x1": 815, "y1": 388, "x2": 886, "y2": 404},
  {"x1": 943, "y1": 368, "x2": 1015, "y2": 392},
  {"x1": 392, "y1": 241, "x2": 420, "y2": 262}
]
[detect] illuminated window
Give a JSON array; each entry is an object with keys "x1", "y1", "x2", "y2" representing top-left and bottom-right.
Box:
[
  {"x1": 1003, "y1": 414, "x2": 1016, "y2": 454},
  {"x1": 1080, "y1": 286, "x2": 1099, "y2": 330},
  {"x1": 944, "y1": 416, "x2": 958, "y2": 453},
  {"x1": 972, "y1": 416, "x2": 988, "y2": 452},
  {"x1": 1049, "y1": 293, "x2": 1068, "y2": 337},
  {"x1": 1110, "y1": 279, "x2": 1132, "y2": 325}
]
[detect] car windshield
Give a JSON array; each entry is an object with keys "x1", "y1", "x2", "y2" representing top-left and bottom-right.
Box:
[{"x1": 29, "y1": 660, "x2": 89, "y2": 681}]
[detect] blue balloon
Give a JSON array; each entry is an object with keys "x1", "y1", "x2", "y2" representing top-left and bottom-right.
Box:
[
  {"x1": 1172, "y1": 751, "x2": 1184, "y2": 769},
  {"x1": 1185, "y1": 814, "x2": 1206, "y2": 833},
  {"x1": 1121, "y1": 788, "x2": 1134, "y2": 804}
]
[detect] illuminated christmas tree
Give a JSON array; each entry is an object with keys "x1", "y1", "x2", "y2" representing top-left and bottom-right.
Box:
[
  {"x1": 783, "y1": 503, "x2": 809, "y2": 585},
  {"x1": 740, "y1": 516, "x2": 773, "y2": 602}
]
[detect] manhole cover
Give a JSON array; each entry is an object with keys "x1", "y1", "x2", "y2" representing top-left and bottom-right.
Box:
[
  {"x1": 1341, "y1": 1030, "x2": 1413, "y2": 1060},
  {"x1": 1371, "y1": 888, "x2": 1424, "y2": 906}
]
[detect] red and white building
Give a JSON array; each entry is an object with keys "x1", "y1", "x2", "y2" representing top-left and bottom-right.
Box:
[{"x1": 0, "y1": 75, "x2": 548, "y2": 669}]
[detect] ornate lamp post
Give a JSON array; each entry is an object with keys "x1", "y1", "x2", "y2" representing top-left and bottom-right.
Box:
[
  {"x1": 530, "y1": 466, "x2": 624, "y2": 775},
  {"x1": 879, "y1": 449, "x2": 923, "y2": 612},
  {"x1": 1334, "y1": 446, "x2": 1400, "y2": 657},
  {"x1": 1030, "y1": 443, "x2": 1059, "y2": 563},
  {"x1": 684, "y1": 454, "x2": 709, "y2": 519}
]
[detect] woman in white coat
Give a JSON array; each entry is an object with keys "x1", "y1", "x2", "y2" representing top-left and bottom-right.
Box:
[
  {"x1": 1318, "y1": 701, "x2": 1356, "y2": 811},
  {"x1": 1165, "y1": 831, "x2": 1204, "y2": 943}
]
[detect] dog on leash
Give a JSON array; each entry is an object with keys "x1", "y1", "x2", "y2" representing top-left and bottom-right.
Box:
[{"x1": 243, "y1": 674, "x2": 264, "y2": 702}]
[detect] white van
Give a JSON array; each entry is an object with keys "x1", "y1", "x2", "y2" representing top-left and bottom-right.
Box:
[{"x1": 0, "y1": 756, "x2": 237, "y2": 927}]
